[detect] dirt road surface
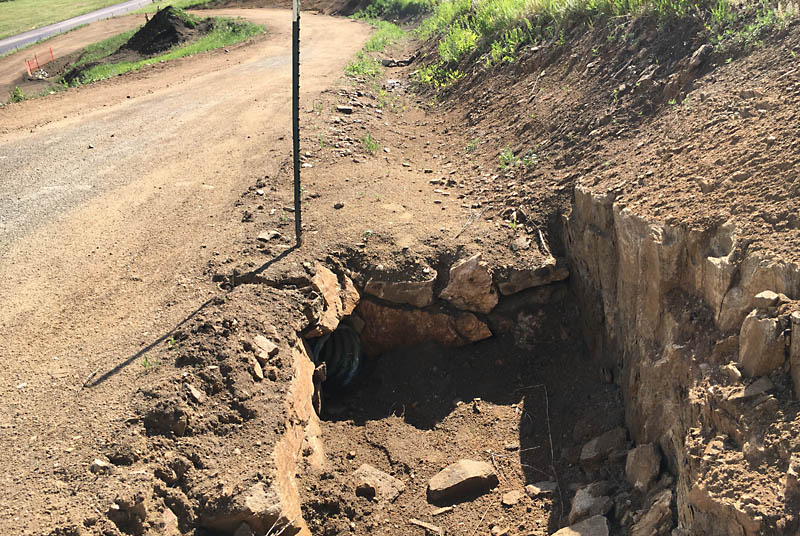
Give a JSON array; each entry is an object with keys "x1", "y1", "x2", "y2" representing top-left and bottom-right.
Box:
[{"x1": 0, "y1": 9, "x2": 370, "y2": 533}]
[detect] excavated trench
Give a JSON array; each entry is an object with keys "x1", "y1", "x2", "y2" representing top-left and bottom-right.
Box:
[
  {"x1": 143, "y1": 183, "x2": 800, "y2": 536},
  {"x1": 284, "y1": 185, "x2": 800, "y2": 536}
]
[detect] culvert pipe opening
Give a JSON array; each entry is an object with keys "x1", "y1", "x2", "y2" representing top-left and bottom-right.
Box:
[{"x1": 312, "y1": 323, "x2": 362, "y2": 390}]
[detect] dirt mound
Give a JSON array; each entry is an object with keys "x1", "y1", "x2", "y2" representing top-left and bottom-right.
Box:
[{"x1": 123, "y1": 7, "x2": 212, "y2": 55}]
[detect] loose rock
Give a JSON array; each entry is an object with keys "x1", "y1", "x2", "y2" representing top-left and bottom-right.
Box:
[
  {"x1": 552, "y1": 515, "x2": 609, "y2": 536},
  {"x1": 525, "y1": 481, "x2": 558, "y2": 497},
  {"x1": 354, "y1": 463, "x2": 405, "y2": 502},
  {"x1": 427, "y1": 459, "x2": 498, "y2": 503},
  {"x1": 625, "y1": 443, "x2": 661, "y2": 491},
  {"x1": 568, "y1": 482, "x2": 613, "y2": 524},
  {"x1": 90, "y1": 458, "x2": 114, "y2": 474},
  {"x1": 502, "y1": 489, "x2": 525, "y2": 506},
  {"x1": 580, "y1": 427, "x2": 627, "y2": 468},
  {"x1": 631, "y1": 489, "x2": 673, "y2": 536}
]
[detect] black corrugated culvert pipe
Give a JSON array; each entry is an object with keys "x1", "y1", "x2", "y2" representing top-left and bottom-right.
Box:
[{"x1": 312, "y1": 324, "x2": 362, "y2": 390}]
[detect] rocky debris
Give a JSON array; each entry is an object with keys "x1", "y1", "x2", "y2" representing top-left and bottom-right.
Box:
[
  {"x1": 354, "y1": 464, "x2": 405, "y2": 502},
  {"x1": 786, "y1": 454, "x2": 800, "y2": 498},
  {"x1": 580, "y1": 427, "x2": 627, "y2": 469},
  {"x1": 631, "y1": 489, "x2": 673, "y2": 536},
  {"x1": 525, "y1": 481, "x2": 558, "y2": 497},
  {"x1": 257, "y1": 230, "x2": 281, "y2": 242},
  {"x1": 336, "y1": 105, "x2": 354, "y2": 114},
  {"x1": 108, "y1": 490, "x2": 150, "y2": 533},
  {"x1": 738, "y1": 309, "x2": 785, "y2": 377},
  {"x1": 625, "y1": 443, "x2": 661, "y2": 491},
  {"x1": 363, "y1": 273, "x2": 437, "y2": 308},
  {"x1": 496, "y1": 257, "x2": 569, "y2": 296},
  {"x1": 427, "y1": 459, "x2": 498, "y2": 503},
  {"x1": 719, "y1": 362, "x2": 742, "y2": 384},
  {"x1": 358, "y1": 299, "x2": 492, "y2": 356},
  {"x1": 201, "y1": 482, "x2": 284, "y2": 534},
  {"x1": 185, "y1": 383, "x2": 206, "y2": 403},
  {"x1": 333, "y1": 202, "x2": 344, "y2": 209},
  {"x1": 439, "y1": 254, "x2": 499, "y2": 314},
  {"x1": 409, "y1": 518, "x2": 444, "y2": 535},
  {"x1": 253, "y1": 335, "x2": 279, "y2": 364},
  {"x1": 727, "y1": 376, "x2": 774, "y2": 401},
  {"x1": 552, "y1": 515, "x2": 609, "y2": 536},
  {"x1": 502, "y1": 489, "x2": 525, "y2": 506},
  {"x1": 568, "y1": 482, "x2": 613, "y2": 524},
  {"x1": 90, "y1": 458, "x2": 114, "y2": 474}
]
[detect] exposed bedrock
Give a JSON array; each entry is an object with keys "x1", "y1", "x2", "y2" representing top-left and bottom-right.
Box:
[{"x1": 565, "y1": 183, "x2": 800, "y2": 535}]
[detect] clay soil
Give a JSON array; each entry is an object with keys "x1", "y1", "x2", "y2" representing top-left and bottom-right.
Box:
[{"x1": 2, "y1": 4, "x2": 800, "y2": 536}]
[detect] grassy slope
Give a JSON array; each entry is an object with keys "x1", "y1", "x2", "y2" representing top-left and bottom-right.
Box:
[
  {"x1": 0, "y1": 0, "x2": 129, "y2": 40},
  {"x1": 69, "y1": 16, "x2": 263, "y2": 85}
]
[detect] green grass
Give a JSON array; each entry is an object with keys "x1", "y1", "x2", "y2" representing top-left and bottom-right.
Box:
[
  {"x1": 363, "y1": 133, "x2": 380, "y2": 154},
  {"x1": 363, "y1": 20, "x2": 406, "y2": 51},
  {"x1": 414, "y1": 0, "x2": 799, "y2": 86},
  {"x1": 136, "y1": 0, "x2": 207, "y2": 14},
  {"x1": 67, "y1": 17, "x2": 264, "y2": 86},
  {"x1": 345, "y1": 50, "x2": 383, "y2": 79},
  {"x1": 0, "y1": 0, "x2": 131, "y2": 40},
  {"x1": 354, "y1": 0, "x2": 434, "y2": 19}
]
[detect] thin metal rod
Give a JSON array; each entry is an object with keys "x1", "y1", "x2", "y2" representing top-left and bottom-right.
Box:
[{"x1": 292, "y1": 1, "x2": 302, "y2": 246}]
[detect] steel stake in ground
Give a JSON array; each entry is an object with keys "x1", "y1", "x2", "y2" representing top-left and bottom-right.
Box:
[{"x1": 292, "y1": 0, "x2": 302, "y2": 245}]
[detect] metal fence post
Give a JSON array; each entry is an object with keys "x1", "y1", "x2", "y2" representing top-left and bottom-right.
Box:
[{"x1": 292, "y1": 0, "x2": 302, "y2": 246}]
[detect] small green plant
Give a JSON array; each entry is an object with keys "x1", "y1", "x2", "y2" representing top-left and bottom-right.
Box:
[
  {"x1": 362, "y1": 133, "x2": 379, "y2": 155},
  {"x1": 498, "y1": 147, "x2": 518, "y2": 169},
  {"x1": 9, "y1": 86, "x2": 25, "y2": 103},
  {"x1": 363, "y1": 229, "x2": 374, "y2": 239},
  {"x1": 141, "y1": 355, "x2": 161, "y2": 369},
  {"x1": 668, "y1": 98, "x2": 677, "y2": 106},
  {"x1": 167, "y1": 336, "x2": 177, "y2": 350},
  {"x1": 521, "y1": 151, "x2": 538, "y2": 168},
  {"x1": 465, "y1": 139, "x2": 478, "y2": 153}
]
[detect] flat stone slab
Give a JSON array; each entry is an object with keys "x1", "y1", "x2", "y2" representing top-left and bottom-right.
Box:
[{"x1": 427, "y1": 459, "x2": 498, "y2": 504}]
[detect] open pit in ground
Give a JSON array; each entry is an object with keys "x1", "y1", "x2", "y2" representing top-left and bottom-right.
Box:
[{"x1": 34, "y1": 12, "x2": 800, "y2": 536}]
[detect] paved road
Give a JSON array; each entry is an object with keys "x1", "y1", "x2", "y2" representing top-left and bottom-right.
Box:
[{"x1": 0, "y1": 0, "x2": 153, "y2": 55}]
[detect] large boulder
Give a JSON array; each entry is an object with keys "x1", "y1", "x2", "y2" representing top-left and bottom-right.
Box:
[{"x1": 427, "y1": 460, "x2": 498, "y2": 503}]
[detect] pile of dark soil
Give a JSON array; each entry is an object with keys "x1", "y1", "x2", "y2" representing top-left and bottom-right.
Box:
[
  {"x1": 62, "y1": 7, "x2": 213, "y2": 86},
  {"x1": 123, "y1": 6, "x2": 213, "y2": 55}
]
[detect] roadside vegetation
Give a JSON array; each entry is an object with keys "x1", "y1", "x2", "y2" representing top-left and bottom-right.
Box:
[
  {"x1": 67, "y1": 17, "x2": 263, "y2": 86},
  {"x1": 0, "y1": 0, "x2": 126, "y2": 40},
  {"x1": 396, "y1": 0, "x2": 798, "y2": 87},
  {"x1": 345, "y1": 19, "x2": 407, "y2": 81}
]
